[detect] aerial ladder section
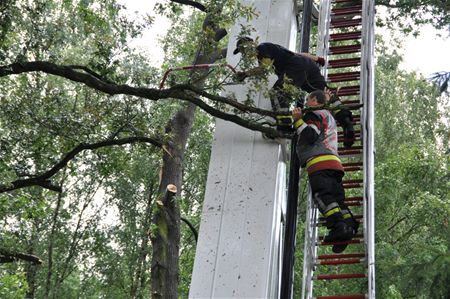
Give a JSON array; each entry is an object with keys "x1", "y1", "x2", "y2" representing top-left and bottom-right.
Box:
[
  {"x1": 189, "y1": 0, "x2": 375, "y2": 298},
  {"x1": 189, "y1": 0, "x2": 298, "y2": 297},
  {"x1": 300, "y1": 0, "x2": 375, "y2": 298}
]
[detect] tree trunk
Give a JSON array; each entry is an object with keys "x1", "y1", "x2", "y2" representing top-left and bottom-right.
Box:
[
  {"x1": 149, "y1": 5, "x2": 227, "y2": 297},
  {"x1": 25, "y1": 219, "x2": 40, "y2": 299},
  {"x1": 151, "y1": 106, "x2": 195, "y2": 299},
  {"x1": 45, "y1": 190, "x2": 64, "y2": 299},
  {"x1": 130, "y1": 180, "x2": 156, "y2": 299}
]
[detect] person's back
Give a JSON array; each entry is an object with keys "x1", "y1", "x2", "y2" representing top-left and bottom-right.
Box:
[
  {"x1": 256, "y1": 42, "x2": 325, "y2": 92},
  {"x1": 295, "y1": 108, "x2": 341, "y2": 173}
]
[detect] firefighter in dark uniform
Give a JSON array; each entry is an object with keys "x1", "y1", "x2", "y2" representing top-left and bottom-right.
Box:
[
  {"x1": 292, "y1": 90, "x2": 358, "y2": 253},
  {"x1": 233, "y1": 37, "x2": 354, "y2": 147}
]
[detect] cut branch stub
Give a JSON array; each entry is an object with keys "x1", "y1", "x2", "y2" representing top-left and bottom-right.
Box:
[{"x1": 167, "y1": 184, "x2": 178, "y2": 194}]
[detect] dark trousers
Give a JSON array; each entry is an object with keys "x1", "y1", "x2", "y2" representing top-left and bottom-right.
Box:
[
  {"x1": 308, "y1": 169, "x2": 349, "y2": 216},
  {"x1": 271, "y1": 81, "x2": 293, "y2": 110}
]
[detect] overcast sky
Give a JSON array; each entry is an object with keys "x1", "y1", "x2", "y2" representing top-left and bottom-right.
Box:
[
  {"x1": 400, "y1": 25, "x2": 450, "y2": 76},
  {"x1": 119, "y1": 0, "x2": 450, "y2": 77}
]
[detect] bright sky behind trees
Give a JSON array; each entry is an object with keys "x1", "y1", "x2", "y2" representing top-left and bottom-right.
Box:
[{"x1": 119, "y1": 0, "x2": 450, "y2": 78}]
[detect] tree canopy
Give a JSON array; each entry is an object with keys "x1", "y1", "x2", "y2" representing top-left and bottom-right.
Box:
[{"x1": 0, "y1": 0, "x2": 449, "y2": 298}]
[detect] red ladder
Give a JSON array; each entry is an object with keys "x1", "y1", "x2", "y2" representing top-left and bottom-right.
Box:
[{"x1": 301, "y1": 0, "x2": 376, "y2": 298}]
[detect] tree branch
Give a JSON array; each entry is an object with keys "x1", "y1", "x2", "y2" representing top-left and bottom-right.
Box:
[
  {"x1": 170, "y1": 0, "x2": 206, "y2": 12},
  {"x1": 375, "y1": 0, "x2": 425, "y2": 9},
  {"x1": 0, "y1": 249, "x2": 42, "y2": 265},
  {"x1": 0, "y1": 136, "x2": 163, "y2": 194},
  {"x1": 0, "y1": 61, "x2": 286, "y2": 136},
  {"x1": 388, "y1": 215, "x2": 408, "y2": 231},
  {"x1": 181, "y1": 217, "x2": 198, "y2": 243}
]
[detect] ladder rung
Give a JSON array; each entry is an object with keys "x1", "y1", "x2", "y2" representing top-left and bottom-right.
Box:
[
  {"x1": 328, "y1": 71, "x2": 360, "y2": 82},
  {"x1": 343, "y1": 183, "x2": 363, "y2": 189},
  {"x1": 316, "y1": 295, "x2": 366, "y2": 299},
  {"x1": 343, "y1": 179, "x2": 363, "y2": 184},
  {"x1": 343, "y1": 180, "x2": 364, "y2": 188},
  {"x1": 339, "y1": 136, "x2": 361, "y2": 143},
  {"x1": 338, "y1": 134, "x2": 361, "y2": 140},
  {"x1": 346, "y1": 201, "x2": 362, "y2": 206},
  {"x1": 332, "y1": 0, "x2": 362, "y2": 3},
  {"x1": 345, "y1": 196, "x2": 363, "y2": 201},
  {"x1": 318, "y1": 233, "x2": 363, "y2": 240},
  {"x1": 318, "y1": 253, "x2": 365, "y2": 259},
  {"x1": 342, "y1": 162, "x2": 363, "y2": 167},
  {"x1": 331, "y1": 85, "x2": 360, "y2": 96},
  {"x1": 328, "y1": 57, "x2": 360, "y2": 68},
  {"x1": 338, "y1": 145, "x2": 363, "y2": 151},
  {"x1": 350, "y1": 120, "x2": 361, "y2": 126},
  {"x1": 340, "y1": 99, "x2": 360, "y2": 105},
  {"x1": 330, "y1": 31, "x2": 361, "y2": 41},
  {"x1": 315, "y1": 273, "x2": 367, "y2": 280},
  {"x1": 317, "y1": 219, "x2": 362, "y2": 226},
  {"x1": 318, "y1": 217, "x2": 363, "y2": 224},
  {"x1": 329, "y1": 44, "x2": 361, "y2": 55},
  {"x1": 316, "y1": 258, "x2": 363, "y2": 265},
  {"x1": 338, "y1": 149, "x2": 363, "y2": 156},
  {"x1": 345, "y1": 103, "x2": 363, "y2": 110},
  {"x1": 318, "y1": 239, "x2": 364, "y2": 246},
  {"x1": 338, "y1": 136, "x2": 360, "y2": 142},
  {"x1": 331, "y1": 6, "x2": 362, "y2": 17},
  {"x1": 343, "y1": 166, "x2": 363, "y2": 172},
  {"x1": 331, "y1": 18, "x2": 362, "y2": 29},
  {"x1": 338, "y1": 129, "x2": 360, "y2": 136}
]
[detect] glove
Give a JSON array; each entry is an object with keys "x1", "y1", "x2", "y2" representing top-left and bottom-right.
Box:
[{"x1": 317, "y1": 56, "x2": 325, "y2": 66}]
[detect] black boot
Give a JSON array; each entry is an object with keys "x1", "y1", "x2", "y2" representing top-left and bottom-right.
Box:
[
  {"x1": 331, "y1": 218, "x2": 359, "y2": 253},
  {"x1": 343, "y1": 123, "x2": 355, "y2": 148},
  {"x1": 334, "y1": 110, "x2": 355, "y2": 148},
  {"x1": 324, "y1": 220, "x2": 354, "y2": 243}
]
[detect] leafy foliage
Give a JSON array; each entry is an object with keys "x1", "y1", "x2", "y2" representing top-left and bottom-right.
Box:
[
  {"x1": 1, "y1": 0, "x2": 449, "y2": 298},
  {"x1": 376, "y1": 0, "x2": 450, "y2": 33},
  {"x1": 373, "y1": 39, "x2": 449, "y2": 298}
]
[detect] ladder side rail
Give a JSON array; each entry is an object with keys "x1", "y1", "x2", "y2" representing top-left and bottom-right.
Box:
[
  {"x1": 281, "y1": 0, "x2": 314, "y2": 298},
  {"x1": 301, "y1": 187, "x2": 318, "y2": 299},
  {"x1": 316, "y1": 0, "x2": 332, "y2": 77},
  {"x1": 301, "y1": 1, "x2": 331, "y2": 298},
  {"x1": 361, "y1": 0, "x2": 376, "y2": 298}
]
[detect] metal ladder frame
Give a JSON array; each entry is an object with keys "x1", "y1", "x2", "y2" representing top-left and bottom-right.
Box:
[{"x1": 300, "y1": 0, "x2": 376, "y2": 298}]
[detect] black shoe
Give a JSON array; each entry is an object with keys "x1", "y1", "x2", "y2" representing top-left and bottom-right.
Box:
[
  {"x1": 324, "y1": 221, "x2": 353, "y2": 243},
  {"x1": 343, "y1": 125, "x2": 355, "y2": 148},
  {"x1": 346, "y1": 217, "x2": 359, "y2": 234},
  {"x1": 331, "y1": 218, "x2": 359, "y2": 253}
]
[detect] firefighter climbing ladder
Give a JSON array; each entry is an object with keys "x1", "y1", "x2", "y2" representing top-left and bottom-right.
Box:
[{"x1": 300, "y1": 0, "x2": 375, "y2": 298}]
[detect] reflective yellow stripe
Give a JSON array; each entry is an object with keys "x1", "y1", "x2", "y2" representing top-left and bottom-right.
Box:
[
  {"x1": 324, "y1": 207, "x2": 340, "y2": 218},
  {"x1": 276, "y1": 115, "x2": 292, "y2": 120},
  {"x1": 294, "y1": 118, "x2": 304, "y2": 128},
  {"x1": 335, "y1": 109, "x2": 341, "y2": 113},
  {"x1": 343, "y1": 213, "x2": 351, "y2": 219},
  {"x1": 306, "y1": 155, "x2": 341, "y2": 169}
]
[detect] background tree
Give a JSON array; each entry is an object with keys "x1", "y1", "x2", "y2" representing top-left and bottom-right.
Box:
[{"x1": 1, "y1": 0, "x2": 449, "y2": 298}]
